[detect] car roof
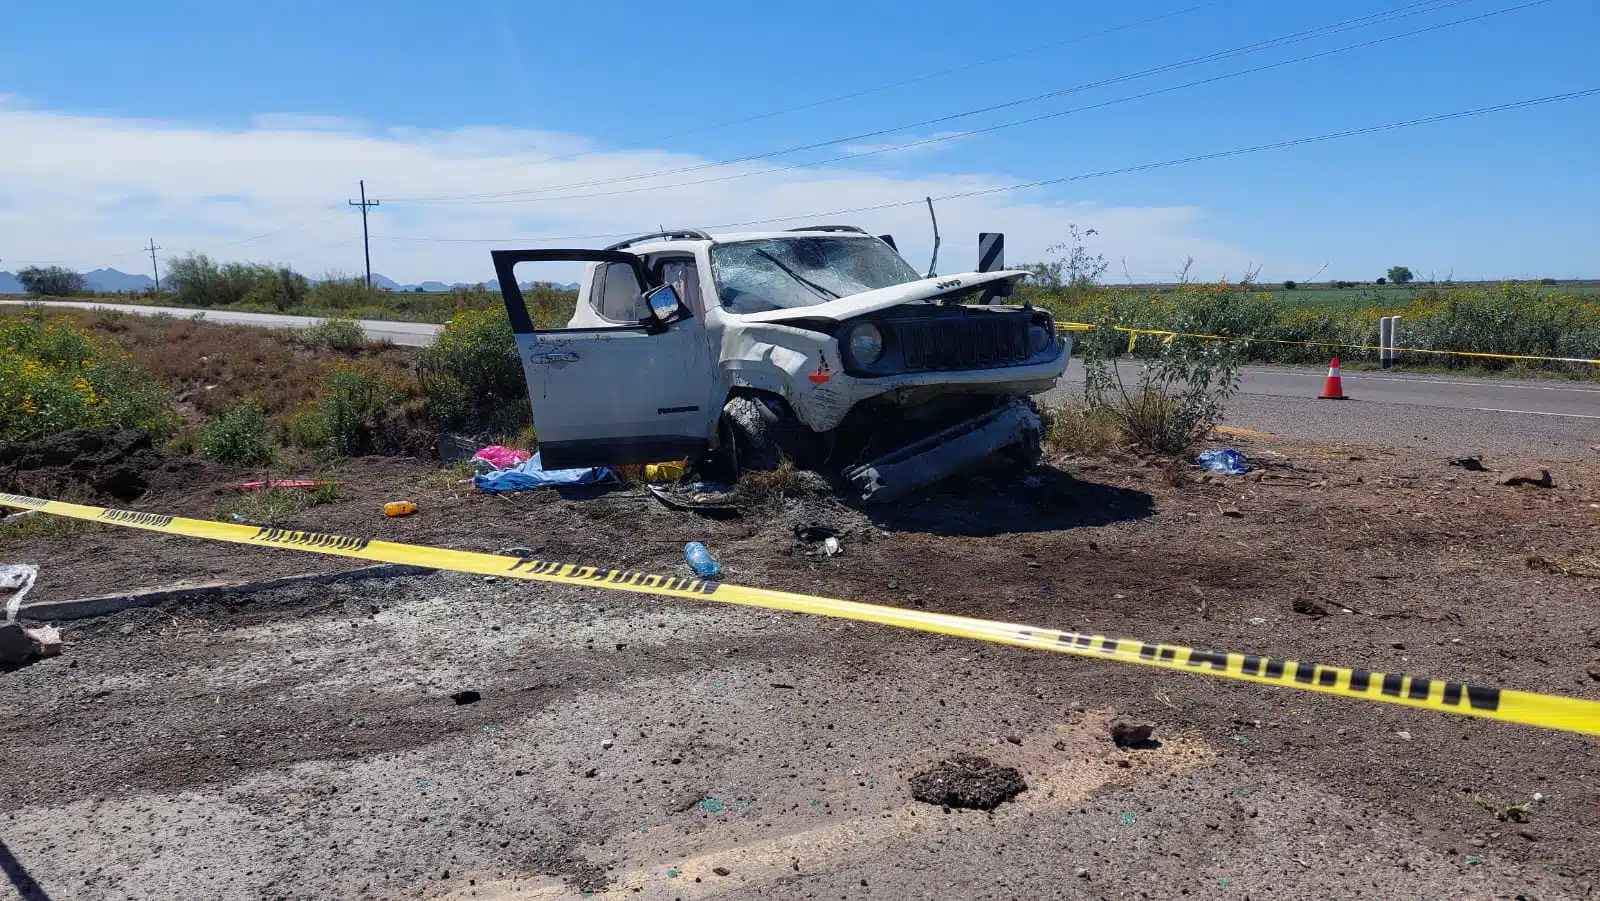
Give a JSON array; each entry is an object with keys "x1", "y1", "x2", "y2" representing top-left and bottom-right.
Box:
[{"x1": 618, "y1": 229, "x2": 881, "y2": 253}]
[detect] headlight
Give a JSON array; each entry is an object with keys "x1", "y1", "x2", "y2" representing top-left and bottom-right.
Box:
[
  {"x1": 1028, "y1": 323, "x2": 1052, "y2": 354},
  {"x1": 848, "y1": 322, "x2": 884, "y2": 365}
]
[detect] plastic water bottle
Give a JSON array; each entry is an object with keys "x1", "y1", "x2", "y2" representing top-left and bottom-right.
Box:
[{"x1": 683, "y1": 542, "x2": 722, "y2": 580}]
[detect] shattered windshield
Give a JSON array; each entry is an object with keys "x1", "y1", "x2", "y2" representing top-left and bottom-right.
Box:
[{"x1": 711, "y1": 237, "x2": 921, "y2": 314}]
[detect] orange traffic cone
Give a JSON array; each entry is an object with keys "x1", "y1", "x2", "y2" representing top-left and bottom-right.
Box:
[{"x1": 1319, "y1": 357, "x2": 1348, "y2": 400}]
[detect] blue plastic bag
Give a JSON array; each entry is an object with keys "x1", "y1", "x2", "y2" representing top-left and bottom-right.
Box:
[{"x1": 1196, "y1": 448, "x2": 1251, "y2": 475}]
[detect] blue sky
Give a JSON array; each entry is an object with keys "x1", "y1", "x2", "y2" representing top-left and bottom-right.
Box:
[{"x1": 1, "y1": 0, "x2": 1596, "y2": 283}]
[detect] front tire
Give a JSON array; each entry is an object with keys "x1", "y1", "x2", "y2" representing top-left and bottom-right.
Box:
[{"x1": 723, "y1": 396, "x2": 818, "y2": 472}]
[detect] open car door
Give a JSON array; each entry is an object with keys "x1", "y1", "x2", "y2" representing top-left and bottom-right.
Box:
[{"x1": 492, "y1": 249, "x2": 720, "y2": 469}]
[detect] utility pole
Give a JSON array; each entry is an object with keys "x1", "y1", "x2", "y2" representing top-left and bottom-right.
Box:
[
  {"x1": 145, "y1": 239, "x2": 162, "y2": 292},
  {"x1": 347, "y1": 180, "x2": 380, "y2": 289}
]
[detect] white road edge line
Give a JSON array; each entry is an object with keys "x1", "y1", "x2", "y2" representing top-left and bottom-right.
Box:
[
  {"x1": 1470, "y1": 407, "x2": 1600, "y2": 420},
  {"x1": 1266, "y1": 370, "x2": 1600, "y2": 394}
]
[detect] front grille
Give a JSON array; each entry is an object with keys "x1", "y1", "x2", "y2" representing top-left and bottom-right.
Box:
[{"x1": 896, "y1": 316, "x2": 1032, "y2": 372}]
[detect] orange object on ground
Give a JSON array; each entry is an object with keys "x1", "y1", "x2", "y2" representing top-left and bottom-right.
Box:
[
  {"x1": 383, "y1": 501, "x2": 418, "y2": 517},
  {"x1": 1319, "y1": 357, "x2": 1348, "y2": 400}
]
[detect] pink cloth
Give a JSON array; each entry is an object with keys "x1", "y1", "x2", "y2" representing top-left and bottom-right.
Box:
[{"x1": 471, "y1": 445, "x2": 531, "y2": 470}]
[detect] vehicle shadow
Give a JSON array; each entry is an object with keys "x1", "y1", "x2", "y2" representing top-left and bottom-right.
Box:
[{"x1": 859, "y1": 463, "x2": 1155, "y2": 537}]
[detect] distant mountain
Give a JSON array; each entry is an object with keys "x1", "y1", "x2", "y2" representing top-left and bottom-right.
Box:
[
  {"x1": 477, "y1": 280, "x2": 579, "y2": 293},
  {"x1": 369, "y1": 273, "x2": 405, "y2": 291},
  {"x1": 85, "y1": 268, "x2": 155, "y2": 292},
  {"x1": 0, "y1": 272, "x2": 22, "y2": 293}
]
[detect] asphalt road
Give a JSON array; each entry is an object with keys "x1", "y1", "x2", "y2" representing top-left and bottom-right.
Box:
[
  {"x1": 1051, "y1": 360, "x2": 1599, "y2": 456},
  {"x1": 8, "y1": 299, "x2": 1596, "y2": 452},
  {"x1": 0, "y1": 298, "x2": 442, "y2": 346}
]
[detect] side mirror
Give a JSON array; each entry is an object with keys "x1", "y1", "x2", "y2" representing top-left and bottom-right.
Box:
[
  {"x1": 642, "y1": 283, "x2": 684, "y2": 333},
  {"x1": 646, "y1": 283, "x2": 681, "y2": 318}
]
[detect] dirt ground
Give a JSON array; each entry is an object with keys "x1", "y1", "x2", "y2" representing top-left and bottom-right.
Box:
[{"x1": 1, "y1": 432, "x2": 1598, "y2": 900}]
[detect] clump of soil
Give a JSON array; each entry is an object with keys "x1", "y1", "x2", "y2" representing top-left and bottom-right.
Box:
[
  {"x1": 1109, "y1": 719, "x2": 1157, "y2": 748},
  {"x1": 909, "y1": 753, "x2": 1027, "y2": 810},
  {"x1": 0, "y1": 427, "x2": 201, "y2": 502}
]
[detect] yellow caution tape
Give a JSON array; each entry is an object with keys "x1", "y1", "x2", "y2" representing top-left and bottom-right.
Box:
[
  {"x1": 4, "y1": 491, "x2": 1597, "y2": 738},
  {"x1": 1057, "y1": 322, "x2": 1600, "y2": 366}
]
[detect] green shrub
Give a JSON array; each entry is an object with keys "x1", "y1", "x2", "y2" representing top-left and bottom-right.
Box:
[
  {"x1": 16, "y1": 265, "x2": 88, "y2": 297},
  {"x1": 165, "y1": 254, "x2": 309, "y2": 310},
  {"x1": 294, "y1": 316, "x2": 366, "y2": 351},
  {"x1": 417, "y1": 308, "x2": 529, "y2": 432},
  {"x1": 242, "y1": 266, "x2": 310, "y2": 312},
  {"x1": 1080, "y1": 308, "x2": 1243, "y2": 455},
  {"x1": 0, "y1": 315, "x2": 171, "y2": 440},
  {"x1": 199, "y1": 403, "x2": 275, "y2": 466},
  {"x1": 283, "y1": 403, "x2": 330, "y2": 450},
  {"x1": 307, "y1": 278, "x2": 382, "y2": 311},
  {"x1": 319, "y1": 361, "x2": 400, "y2": 455}
]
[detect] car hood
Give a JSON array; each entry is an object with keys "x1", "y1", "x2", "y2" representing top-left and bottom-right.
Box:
[{"x1": 736, "y1": 270, "x2": 1028, "y2": 323}]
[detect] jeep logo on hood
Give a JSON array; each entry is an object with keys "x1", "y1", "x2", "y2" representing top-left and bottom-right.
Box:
[{"x1": 935, "y1": 279, "x2": 962, "y2": 290}]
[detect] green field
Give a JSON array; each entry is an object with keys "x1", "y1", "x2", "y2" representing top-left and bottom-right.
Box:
[
  {"x1": 1122, "y1": 281, "x2": 1600, "y2": 312},
  {"x1": 1023, "y1": 279, "x2": 1600, "y2": 376}
]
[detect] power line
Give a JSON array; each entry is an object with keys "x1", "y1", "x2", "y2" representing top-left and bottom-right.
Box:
[
  {"x1": 347, "y1": 180, "x2": 381, "y2": 288},
  {"x1": 452, "y1": 1, "x2": 1229, "y2": 183},
  {"x1": 220, "y1": 207, "x2": 343, "y2": 250},
  {"x1": 404, "y1": 0, "x2": 1543, "y2": 209},
  {"x1": 652, "y1": 1, "x2": 1233, "y2": 143},
  {"x1": 390, "y1": 0, "x2": 1472, "y2": 205},
  {"x1": 370, "y1": 88, "x2": 1598, "y2": 245}
]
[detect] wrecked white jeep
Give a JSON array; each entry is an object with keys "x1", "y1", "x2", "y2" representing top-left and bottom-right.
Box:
[{"x1": 492, "y1": 226, "x2": 1070, "y2": 501}]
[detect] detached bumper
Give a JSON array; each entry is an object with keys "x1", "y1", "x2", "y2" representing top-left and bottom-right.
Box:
[{"x1": 843, "y1": 398, "x2": 1040, "y2": 503}]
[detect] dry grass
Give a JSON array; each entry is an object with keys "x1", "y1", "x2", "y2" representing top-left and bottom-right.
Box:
[
  {"x1": 733, "y1": 459, "x2": 827, "y2": 506},
  {"x1": 55, "y1": 309, "x2": 418, "y2": 422},
  {"x1": 215, "y1": 484, "x2": 340, "y2": 525},
  {"x1": 1040, "y1": 402, "x2": 1123, "y2": 457},
  {"x1": 417, "y1": 459, "x2": 481, "y2": 492}
]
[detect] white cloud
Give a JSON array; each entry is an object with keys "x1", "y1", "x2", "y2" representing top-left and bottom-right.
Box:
[{"x1": 0, "y1": 106, "x2": 1269, "y2": 283}]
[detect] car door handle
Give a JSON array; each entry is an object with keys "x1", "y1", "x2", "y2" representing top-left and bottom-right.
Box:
[{"x1": 527, "y1": 351, "x2": 580, "y2": 364}]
